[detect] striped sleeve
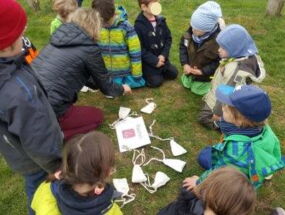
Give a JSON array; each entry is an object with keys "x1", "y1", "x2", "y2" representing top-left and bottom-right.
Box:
[{"x1": 125, "y1": 24, "x2": 142, "y2": 77}]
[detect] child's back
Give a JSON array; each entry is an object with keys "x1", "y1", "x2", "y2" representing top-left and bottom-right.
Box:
[{"x1": 32, "y1": 131, "x2": 123, "y2": 215}]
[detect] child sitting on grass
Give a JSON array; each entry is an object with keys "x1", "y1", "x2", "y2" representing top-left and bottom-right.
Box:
[
  {"x1": 31, "y1": 131, "x2": 122, "y2": 215},
  {"x1": 92, "y1": 0, "x2": 145, "y2": 88},
  {"x1": 50, "y1": 0, "x2": 78, "y2": 34},
  {"x1": 134, "y1": 0, "x2": 178, "y2": 88},
  {"x1": 198, "y1": 24, "x2": 266, "y2": 129},
  {"x1": 197, "y1": 84, "x2": 285, "y2": 188},
  {"x1": 180, "y1": 1, "x2": 223, "y2": 96},
  {"x1": 158, "y1": 167, "x2": 256, "y2": 215}
]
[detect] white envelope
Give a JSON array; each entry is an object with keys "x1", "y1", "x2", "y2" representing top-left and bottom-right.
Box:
[{"x1": 115, "y1": 117, "x2": 151, "y2": 152}]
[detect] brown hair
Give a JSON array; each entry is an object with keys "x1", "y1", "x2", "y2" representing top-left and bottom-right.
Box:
[
  {"x1": 137, "y1": 0, "x2": 157, "y2": 7},
  {"x1": 61, "y1": 131, "x2": 115, "y2": 186},
  {"x1": 52, "y1": 0, "x2": 78, "y2": 21},
  {"x1": 91, "y1": 0, "x2": 115, "y2": 24},
  {"x1": 68, "y1": 8, "x2": 101, "y2": 41},
  {"x1": 194, "y1": 167, "x2": 256, "y2": 215},
  {"x1": 223, "y1": 105, "x2": 266, "y2": 128}
]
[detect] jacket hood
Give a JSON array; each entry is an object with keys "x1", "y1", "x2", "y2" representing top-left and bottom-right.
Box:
[
  {"x1": 111, "y1": 6, "x2": 128, "y2": 27},
  {"x1": 50, "y1": 23, "x2": 95, "y2": 47},
  {"x1": 238, "y1": 55, "x2": 266, "y2": 83},
  {"x1": 0, "y1": 54, "x2": 25, "y2": 88},
  {"x1": 52, "y1": 181, "x2": 115, "y2": 215},
  {"x1": 135, "y1": 12, "x2": 165, "y2": 25}
]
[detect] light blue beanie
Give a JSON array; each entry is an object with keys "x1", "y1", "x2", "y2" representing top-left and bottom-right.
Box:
[
  {"x1": 191, "y1": 1, "x2": 222, "y2": 32},
  {"x1": 216, "y1": 24, "x2": 258, "y2": 58}
]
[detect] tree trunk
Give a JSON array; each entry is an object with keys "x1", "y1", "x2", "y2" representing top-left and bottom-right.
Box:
[
  {"x1": 266, "y1": 0, "x2": 284, "y2": 16},
  {"x1": 25, "y1": 0, "x2": 41, "y2": 11}
]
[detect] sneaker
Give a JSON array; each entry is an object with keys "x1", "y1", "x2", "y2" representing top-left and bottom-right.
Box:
[
  {"x1": 104, "y1": 95, "x2": 114, "y2": 99},
  {"x1": 270, "y1": 208, "x2": 285, "y2": 215},
  {"x1": 80, "y1": 86, "x2": 89, "y2": 92}
]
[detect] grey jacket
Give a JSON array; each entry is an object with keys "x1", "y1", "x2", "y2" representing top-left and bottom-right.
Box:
[
  {"x1": 0, "y1": 55, "x2": 62, "y2": 175},
  {"x1": 32, "y1": 23, "x2": 124, "y2": 117}
]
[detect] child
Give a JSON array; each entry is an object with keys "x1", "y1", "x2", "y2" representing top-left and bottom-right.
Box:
[
  {"x1": 135, "y1": 0, "x2": 178, "y2": 88},
  {"x1": 197, "y1": 84, "x2": 285, "y2": 188},
  {"x1": 50, "y1": 0, "x2": 78, "y2": 34},
  {"x1": 158, "y1": 167, "x2": 256, "y2": 215},
  {"x1": 31, "y1": 131, "x2": 123, "y2": 215},
  {"x1": 198, "y1": 24, "x2": 266, "y2": 129},
  {"x1": 0, "y1": 1, "x2": 63, "y2": 214},
  {"x1": 92, "y1": 0, "x2": 145, "y2": 88},
  {"x1": 180, "y1": 1, "x2": 223, "y2": 96}
]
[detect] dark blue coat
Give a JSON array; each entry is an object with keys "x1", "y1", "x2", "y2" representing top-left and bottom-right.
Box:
[
  {"x1": 134, "y1": 12, "x2": 172, "y2": 68},
  {"x1": 0, "y1": 55, "x2": 62, "y2": 175},
  {"x1": 157, "y1": 189, "x2": 204, "y2": 215}
]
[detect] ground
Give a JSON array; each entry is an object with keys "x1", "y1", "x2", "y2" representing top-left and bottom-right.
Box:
[{"x1": 0, "y1": 0, "x2": 284, "y2": 214}]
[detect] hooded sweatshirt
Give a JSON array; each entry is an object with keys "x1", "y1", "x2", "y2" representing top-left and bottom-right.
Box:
[
  {"x1": 31, "y1": 181, "x2": 122, "y2": 215},
  {"x1": 98, "y1": 6, "x2": 142, "y2": 79}
]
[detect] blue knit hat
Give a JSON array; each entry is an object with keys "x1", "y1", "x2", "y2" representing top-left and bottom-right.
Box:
[
  {"x1": 190, "y1": 1, "x2": 222, "y2": 32},
  {"x1": 216, "y1": 24, "x2": 258, "y2": 58}
]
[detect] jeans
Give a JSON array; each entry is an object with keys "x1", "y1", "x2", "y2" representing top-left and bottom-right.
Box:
[{"x1": 24, "y1": 170, "x2": 47, "y2": 215}]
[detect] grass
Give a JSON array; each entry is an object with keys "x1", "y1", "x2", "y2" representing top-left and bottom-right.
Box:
[{"x1": 1, "y1": 0, "x2": 285, "y2": 214}]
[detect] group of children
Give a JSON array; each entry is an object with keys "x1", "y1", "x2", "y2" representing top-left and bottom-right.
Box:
[{"x1": 0, "y1": 0, "x2": 285, "y2": 214}]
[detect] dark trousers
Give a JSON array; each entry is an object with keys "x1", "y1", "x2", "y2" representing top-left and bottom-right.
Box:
[
  {"x1": 58, "y1": 105, "x2": 104, "y2": 140},
  {"x1": 143, "y1": 61, "x2": 178, "y2": 88},
  {"x1": 77, "y1": 0, "x2": 83, "y2": 6},
  {"x1": 24, "y1": 170, "x2": 47, "y2": 215},
  {"x1": 198, "y1": 102, "x2": 215, "y2": 129}
]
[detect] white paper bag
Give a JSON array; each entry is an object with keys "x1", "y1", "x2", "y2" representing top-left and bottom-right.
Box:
[{"x1": 115, "y1": 117, "x2": 151, "y2": 152}]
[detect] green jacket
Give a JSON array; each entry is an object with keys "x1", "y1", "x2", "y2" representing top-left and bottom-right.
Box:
[{"x1": 198, "y1": 125, "x2": 285, "y2": 188}]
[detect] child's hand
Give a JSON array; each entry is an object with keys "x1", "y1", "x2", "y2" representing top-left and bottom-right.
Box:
[
  {"x1": 156, "y1": 60, "x2": 164, "y2": 68},
  {"x1": 158, "y1": 55, "x2": 165, "y2": 63},
  {"x1": 122, "y1": 84, "x2": 132, "y2": 95},
  {"x1": 183, "y1": 175, "x2": 199, "y2": 190},
  {"x1": 191, "y1": 66, "x2": 203, "y2": 75},
  {"x1": 212, "y1": 114, "x2": 221, "y2": 121},
  {"x1": 183, "y1": 64, "x2": 192, "y2": 75}
]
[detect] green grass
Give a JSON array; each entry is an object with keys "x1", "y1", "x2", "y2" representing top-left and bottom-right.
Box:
[{"x1": 1, "y1": 0, "x2": 285, "y2": 214}]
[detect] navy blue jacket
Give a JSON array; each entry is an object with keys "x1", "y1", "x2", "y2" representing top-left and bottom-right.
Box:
[
  {"x1": 157, "y1": 189, "x2": 204, "y2": 215},
  {"x1": 52, "y1": 181, "x2": 116, "y2": 215},
  {"x1": 32, "y1": 23, "x2": 124, "y2": 117},
  {"x1": 0, "y1": 55, "x2": 62, "y2": 175},
  {"x1": 134, "y1": 12, "x2": 172, "y2": 68}
]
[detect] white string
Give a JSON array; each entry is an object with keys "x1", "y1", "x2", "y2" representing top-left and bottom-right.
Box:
[
  {"x1": 109, "y1": 111, "x2": 138, "y2": 129},
  {"x1": 145, "y1": 98, "x2": 154, "y2": 104},
  {"x1": 143, "y1": 146, "x2": 165, "y2": 166},
  {"x1": 148, "y1": 120, "x2": 173, "y2": 142},
  {"x1": 132, "y1": 149, "x2": 145, "y2": 166},
  {"x1": 115, "y1": 193, "x2": 136, "y2": 208},
  {"x1": 140, "y1": 174, "x2": 157, "y2": 194}
]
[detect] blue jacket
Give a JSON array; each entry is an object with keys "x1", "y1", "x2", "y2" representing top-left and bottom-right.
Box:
[
  {"x1": 134, "y1": 12, "x2": 172, "y2": 68},
  {"x1": 0, "y1": 55, "x2": 62, "y2": 175}
]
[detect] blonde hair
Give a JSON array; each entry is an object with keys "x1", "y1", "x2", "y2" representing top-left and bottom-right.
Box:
[
  {"x1": 68, "y1": 8, "x2": 101, "y2": 41},
  {"x1": 52, "y1": 0, "x2": 78, "y2": 21},
  {"x1": 223, "y1": 105, "x2": 266, "y2": 128},
  {"x1": 194, "y1": 167, "x2": 256, "y2": 215}
]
